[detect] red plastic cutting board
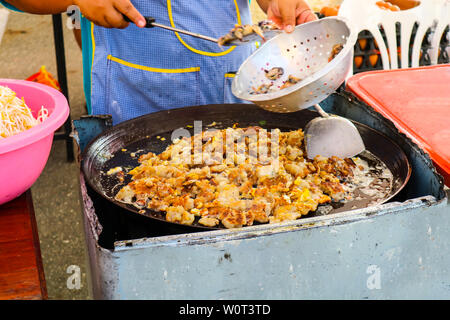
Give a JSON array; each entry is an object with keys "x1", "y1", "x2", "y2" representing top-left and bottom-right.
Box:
[{"x1": 347, "y1": 64, "x2": 450, "y2": 186}]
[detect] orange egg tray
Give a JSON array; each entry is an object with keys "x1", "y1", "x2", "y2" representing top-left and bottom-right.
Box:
[{"x1": 317, "y1": 1, "x2": 448, "y2": 73}]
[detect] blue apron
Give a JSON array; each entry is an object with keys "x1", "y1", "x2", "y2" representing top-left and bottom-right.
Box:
[{"x1": 90, "y1": 0, "x2": 256, "y2": 124}]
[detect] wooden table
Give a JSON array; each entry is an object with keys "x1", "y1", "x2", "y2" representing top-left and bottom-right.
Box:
[{"x1": 0, "y1": 190, "x2": 47, "y2": 300}]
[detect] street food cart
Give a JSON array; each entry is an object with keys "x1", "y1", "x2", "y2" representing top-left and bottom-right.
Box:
[{"x1": 74, "y1": 64, "x2": 450, "y2": 298}]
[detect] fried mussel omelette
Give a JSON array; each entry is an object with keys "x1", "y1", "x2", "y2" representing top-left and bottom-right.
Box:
[{"x1": 114, "y1": 127, "x2": 357, "y2": 229}]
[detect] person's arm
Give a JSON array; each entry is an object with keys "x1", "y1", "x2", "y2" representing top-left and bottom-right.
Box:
[
  {"x1": 255, "y1": 0, "x2": 317, "y2": 32},
  {"x1": 3, "y1": 0, "x2": 146, "y2": 28}
]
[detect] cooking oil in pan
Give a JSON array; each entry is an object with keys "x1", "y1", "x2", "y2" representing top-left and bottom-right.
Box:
[{"x1": 314, "y1": 150, "x2": 394, "y2": 216}]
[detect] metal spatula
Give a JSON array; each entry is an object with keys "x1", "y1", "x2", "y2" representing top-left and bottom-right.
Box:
[
  {"x1": 126, "y1": 16, "x2": 281, "y2": 46},
  {"x1": 304, "y1": 104, "x2": 365, "y2": 159}
]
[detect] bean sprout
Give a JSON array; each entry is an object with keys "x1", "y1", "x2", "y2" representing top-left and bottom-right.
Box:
[{"x1": 0, "y1": 85, "x2": 48, "y2": 139}]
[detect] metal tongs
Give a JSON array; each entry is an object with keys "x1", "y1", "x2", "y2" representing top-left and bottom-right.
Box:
[{"x1": 125, "y1": 16, "x2": 280, "y2": 46}]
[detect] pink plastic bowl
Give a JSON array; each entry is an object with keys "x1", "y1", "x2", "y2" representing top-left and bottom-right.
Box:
[{"x1": 0, "y1": 79, "x2": 69, "y2": 205}]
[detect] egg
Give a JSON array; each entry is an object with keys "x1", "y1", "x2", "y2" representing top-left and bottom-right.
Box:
[
  {"x1": 354, "y1": 56, "x2": 363, "y2": 68},
  {"x1": 369, "y1": 54, "x2": 379, "y2": 67},
  {"x1": 376, "y1": 1, "x2": 391, "y2": 9},
  {"x1": 358, "y1": 39, "x2": 368, "y2": 50}
]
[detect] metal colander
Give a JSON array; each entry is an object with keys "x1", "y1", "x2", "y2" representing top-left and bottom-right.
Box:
[{"x1": 231, "y1": 17, "x2": 357, "y2": 113}]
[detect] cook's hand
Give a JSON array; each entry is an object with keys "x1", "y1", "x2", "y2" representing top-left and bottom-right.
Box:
[
  {"x1": 72, "y1": 0, "x2": 146, "y2": 28},
  {"x1": 259, "y1": 0, "x2": 317, "y2": 33}
]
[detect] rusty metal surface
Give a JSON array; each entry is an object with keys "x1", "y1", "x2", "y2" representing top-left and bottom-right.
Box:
[
  {"x1": 112, "y1": 197, "x2": 448, "y2": 299},
  {"x1": 81, "y1": 186, "x2": 448, "y2": 299},
  {"x1": 72, "y1": 115, "x2": 113, "y2": 157}
]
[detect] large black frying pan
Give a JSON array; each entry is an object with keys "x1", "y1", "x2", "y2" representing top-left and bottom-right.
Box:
[{"x1": 81, "y1": 104, "x2": 411, "y2": 231}]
